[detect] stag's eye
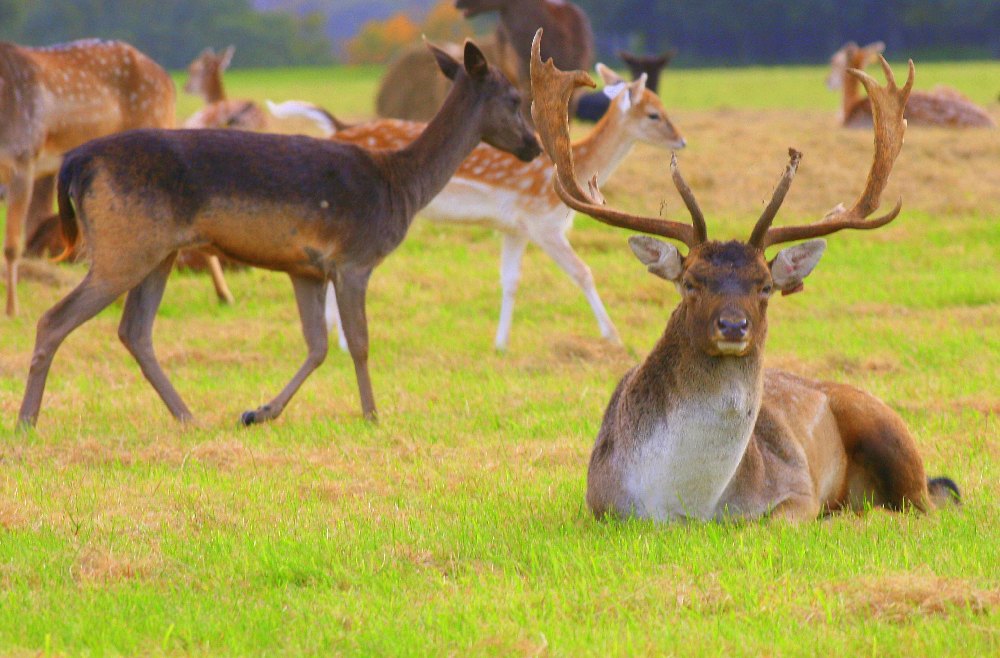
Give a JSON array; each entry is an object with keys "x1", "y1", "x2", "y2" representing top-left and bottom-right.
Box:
[
  {"x1": 647, "y1": 113, "x2": 660, "y2": 121},
  {"x1": 760, "y1": 284, "x2": 773, "y2": 296},
  {"x1": 684, "y1": 281, "x2": 697, "y2": 293}
]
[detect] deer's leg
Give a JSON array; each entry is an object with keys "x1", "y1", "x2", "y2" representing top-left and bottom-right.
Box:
[
  {"x1": 4, "y1": 165, "x2": 34, "y2": 317},
  {"x1": 240, "y1": 275, "x2": 328, "y2": 426},
  {"x1": 118, "y1": 254, "x2": 193, "y2": 422},
  {"x1": 23, "y1": 175, "x2": 57, "y2": 257},
  {"x1": 495, "y1": 232, "x2": 529, "y2": 350},
  {"x1": 204, "y1": 254, "x2": 234, "y2": 305},
  {"x1": 18, "y1": 274, "x2": 125, "y2": 429},
  {"x1": 324, "y1": 280, "x2": 349, "y2": 352},
  {"x1": 534, "y1": 231, "x2": 621, "y2": 344},
  {"x1": 333, "y1": 266, "x2": 377, "y2": 421}
]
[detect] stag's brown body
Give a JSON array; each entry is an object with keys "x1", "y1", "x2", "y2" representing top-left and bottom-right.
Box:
[
  {"x1": 1, "y1": 39, "x2": 175, "y2": 316},
  {"x1": 530, "y1": 29, "x2": 958, "y2": 522},
  {"x1": 18, "y1": 41, "x2": 540, "y2": 430}
]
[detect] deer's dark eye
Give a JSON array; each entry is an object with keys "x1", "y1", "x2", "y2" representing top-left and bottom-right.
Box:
[
  {"x1": 684, "y1": 281, "x2": 697, "y2": 293},
  {"x1": 761, "y1": 284, "x2": 773, "y2": 296},
  {"x1": 647, "y1": 113, "x2": 660, "y2": 120}
]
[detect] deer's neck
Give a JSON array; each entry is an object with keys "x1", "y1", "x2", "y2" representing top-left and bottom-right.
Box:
[
  {"x1": 842, "y1": 62, "x2": 864, "y2": 118},
  {"x1": 202, "y1": 73, "x2": 226, "y2": 104},
  {"x1": 499, "y1": 1, "x2": 551, "y2": 60},
  {"x1": 571, "y1": 103, "x2": 635, "y2": 189},
  {"x1": 386, "y1": 74, "x2": 489, "y2": 215},
  {"x1": 623, "y1": 308, "x2": 765, "y2": 520}
]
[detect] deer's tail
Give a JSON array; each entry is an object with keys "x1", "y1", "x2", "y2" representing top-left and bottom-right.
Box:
[{"x1": 52, "y1": 152, "x2": 90, "y2": 264}]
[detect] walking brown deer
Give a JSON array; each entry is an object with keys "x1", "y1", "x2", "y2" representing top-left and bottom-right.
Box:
[
  {"x1": 270, "y1": 61, "x2": 685, "y2": 350},
  {"x1": 1, "y1": 39, "x2": 178, "y2": 317},
  {"x1": 827, "y1": 41, "x2": 995, "y2": 128},
  {"x1": 530, "y1": 30, "x2": 959, "y2": 521},
  {"x1": 17, "y1": 40, "x2": 540, "y2": 430},
  {"x1": 183, "y1": 46, "x2": 268, "y2": 131}
]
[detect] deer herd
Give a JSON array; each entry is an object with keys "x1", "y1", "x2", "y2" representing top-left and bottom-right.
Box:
[{"x1": 3, "y1": 8, "x2": 984, "y2": 523}]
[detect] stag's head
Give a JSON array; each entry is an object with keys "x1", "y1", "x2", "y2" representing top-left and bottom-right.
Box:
[
  {"x1": 429, "y1": 39, "x2": 541, "y2": 162},
  {"x1": 531, "y1": 29, "x2": 912, "y2": 359},
  {"x1": 827, "y1": 41, "x2": 885, "y2": 90},
  {"x1": 184, "y1": 46, "x2": 235, "y2": 96},
  {"x1": 595, "y1": 63, "x2": 685, "y2": 150}
]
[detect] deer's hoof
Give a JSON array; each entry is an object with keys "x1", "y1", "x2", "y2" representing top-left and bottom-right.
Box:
[{"x1": 239, "y1": 410, "x2": 258, "y2": 427}]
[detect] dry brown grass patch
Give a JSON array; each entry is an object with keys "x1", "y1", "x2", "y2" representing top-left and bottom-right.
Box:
[
  {"x1": 816, "y1": 573, "x2": 1000, "y2": 623},
  {"x1": 73, "y1": 545, "x2": 162, "y2": 584}
]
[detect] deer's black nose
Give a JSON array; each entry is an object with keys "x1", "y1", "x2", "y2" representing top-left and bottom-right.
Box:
[{"x1": 717, "y1": 316, "x2": 749, "y2": 341}]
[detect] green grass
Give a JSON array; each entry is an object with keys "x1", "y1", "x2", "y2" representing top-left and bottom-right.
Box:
[{"x1": 1, "y1": 61, "x2": 999, "y2": 656}]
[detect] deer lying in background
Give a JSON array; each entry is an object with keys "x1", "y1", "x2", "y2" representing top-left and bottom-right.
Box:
[
  {"x1": 531, "y1": 30, "x2": 958, "y2": 521},
  {"x1": 828, "y1": 41, "x2": 995, "y2": 128},
  {"x1": 575, "y1": 49, "x2": 675, "y2": 122},
  {"x1": 1, "y1": 39, "x2": 178, "y2": 317},
  {"x1": 183, "y1": 46, "x2": 268, "y2": 130},
  {"x1": 270, "y1": 62, "x2": 685, "y2": 350},
  {"x1": 17, "y1": 40, "x2": 539, "y2": 430}
]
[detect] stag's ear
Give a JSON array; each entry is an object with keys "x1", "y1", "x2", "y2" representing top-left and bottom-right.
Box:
[
  {"x1": 629, "y1": 235, "x2": 683, "y2": 281},
  {"x1": 429, "y1": 41, "x2": 461, "y2": 80},
  {"x1": 770, "y1": 240, "x2": 826, "y2": 295},
  {"x1": 463, "y1": 40, "x2": 489, "y2": 80}
]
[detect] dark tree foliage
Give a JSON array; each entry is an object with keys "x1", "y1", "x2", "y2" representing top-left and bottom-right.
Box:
[
  {"x1": 574, "y1": 0, "x2": 1000, "y2": 65},
  {"x1": 0, "y1": 0, "x2": 333, "y2": 68}
]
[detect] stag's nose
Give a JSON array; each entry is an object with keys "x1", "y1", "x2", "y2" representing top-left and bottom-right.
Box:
[{"x1": 716, "y1": 315, "x2": 749, "y2": 342}]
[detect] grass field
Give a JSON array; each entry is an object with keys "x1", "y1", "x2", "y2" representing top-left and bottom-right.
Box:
[{"x1": 1, "y1": 60, "x2": 999, "y2": 655}]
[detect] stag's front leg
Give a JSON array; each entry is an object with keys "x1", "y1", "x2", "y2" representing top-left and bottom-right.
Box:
[
  {"x1": 4, "y1": 165, "x2": 34, "y2": 317},
  {"x1": 333, "y1": 265, "x2": 377, "y2": 421},
  {"x1": 240, "y1": 275, "x2": 328, "y2": 426}
]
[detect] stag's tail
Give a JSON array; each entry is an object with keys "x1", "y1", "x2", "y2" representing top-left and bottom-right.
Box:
[
  {"x1": 928, "y1": 476, "x2": 961, "y2": 508},
  {"x1": 266, "y1": 99, "x2": 351, "y2": 136},
  {"x1": 52, "y1": 152, "x2": 90, "y2": 263}
]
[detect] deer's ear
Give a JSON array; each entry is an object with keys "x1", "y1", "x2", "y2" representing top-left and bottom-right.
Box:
[
  {"x1": 219, "y1": 45, "x2": 236, "y2": 71},
  {"x1": 596, "y1": 62, "x2": 623, "y2": 86},
  {"x1": 629, "y1": 235, "x2": 683, "y2": 281},
  {"x1": 429, "y1": 42, "x2": 461, "y2": 80},
  {"x1": 770, "y1": 240, "x2": 826, "y2": 295},
  {"x1": 628, "y1": 73, "x2": 647, "y2": 106},
  {"x1": 463, "y1": 40, "x2": 489, "y2": 80}
]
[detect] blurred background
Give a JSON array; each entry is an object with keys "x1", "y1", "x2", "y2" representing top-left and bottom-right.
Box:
[{"x1": 1, "y1": 0, "x2": 998, "y2": 69}]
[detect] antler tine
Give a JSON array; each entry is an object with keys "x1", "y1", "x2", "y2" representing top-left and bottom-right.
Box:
[
  {"x1": 747, "y1": 148, "x2": 803, "y2": 248},
  {"x1": 760, "y1": 57, "x2": 912, "y2": 249},
  {"x1": 670, "y1": 153, "x2": 709, "y2": 244},
  {"x1": 529, "y1": 29, "x2": 700, "y2": 247}
]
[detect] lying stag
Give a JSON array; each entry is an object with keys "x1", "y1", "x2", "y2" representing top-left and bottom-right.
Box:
[
  {"x1": 530, "y1": 30, "x2": 959, "y2": 521},
  {"x1": 18, "y1": 40, "x2": 540, "y2": 430}
]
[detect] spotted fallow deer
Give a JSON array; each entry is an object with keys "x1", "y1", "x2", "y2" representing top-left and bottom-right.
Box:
[
  {"x1": 530, "y1": 30, "x2": 959, "y2": 522},
  {"x1": 828, "y1": 41, "x2": 995, "y2": 128},
  {"x1": 17, "y1": 40, "x2": 540, "y2": 430},
  {"x1": 575, "y1": 49, "x2": 676, "y2": 122},
  {"x1": 183, "y1": 46, "x2": 268, "y2": 131},
  {"x1": 0, "y1": 39, "x2": 184, "y2": 317},
  {"x1": 269, "y1": 62, "x2": 684, "y2": 350}
]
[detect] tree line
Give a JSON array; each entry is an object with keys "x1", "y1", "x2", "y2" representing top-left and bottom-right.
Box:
[
  {"x1": 0, "y1": 0, "x2": 333, "y2": 68},
  {"x1": 575, "y1": 0, "x2": 1000, "y2": 65}
]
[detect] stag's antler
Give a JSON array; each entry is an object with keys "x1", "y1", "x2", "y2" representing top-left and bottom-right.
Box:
[
  {"x1": 749, "y1": 56, "x2": 913, "y2": 249},
  {"x1": 529, "y1": 29, "x2": 707, "y2": 247}
]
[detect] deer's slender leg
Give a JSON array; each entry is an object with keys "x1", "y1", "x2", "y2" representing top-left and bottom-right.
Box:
[
  {"x1": 324, "y1": 280, "x2": 349, "y2": 352},
  {"x1": 240, "y1": 275, "x2": 328, "y2": 426},
  {"x1": 534, "y1": 230, "x2": 621, "y2": 344},
  {"x1": 495, "y1": 232, "x2": 529, "y2": 350},
  {"x1": 118, "y1": 253, "x2": 193, "y2": 422},
  {"x1": 18, "y1": 273, "x2": 126, "y2": 428},
  {"x1": 333, "y1": 266, "x2": 377, "y2": 421},
  {"x1": 4, "y1": 165, "x2": 34, "y2": 317},
  {"x1": 204, "y1": 254, "x2": 234, "y2": 305}
]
